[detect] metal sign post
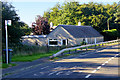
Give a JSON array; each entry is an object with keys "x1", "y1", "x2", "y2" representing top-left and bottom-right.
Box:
[{"x1": 5, "y1": 20, "x2": 11, "y2": 64}]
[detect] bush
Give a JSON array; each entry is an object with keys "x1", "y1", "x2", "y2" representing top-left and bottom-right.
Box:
[{"x1": 101, "y1": 29, "x2": 119, "y2": 41}]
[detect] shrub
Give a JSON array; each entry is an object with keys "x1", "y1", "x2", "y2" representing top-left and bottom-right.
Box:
[{"x1": 102, "y1": 29, "x2": 119, "y2": 41}]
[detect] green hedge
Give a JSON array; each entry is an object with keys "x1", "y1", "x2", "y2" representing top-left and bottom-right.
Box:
[{"x1": 101, "y1": 29, "x2": 119, "y2": 41}]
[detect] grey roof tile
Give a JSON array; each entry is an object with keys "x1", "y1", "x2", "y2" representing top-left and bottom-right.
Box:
[{"x1": 58, "y1": 25, "x2": 103, "y2": 38}]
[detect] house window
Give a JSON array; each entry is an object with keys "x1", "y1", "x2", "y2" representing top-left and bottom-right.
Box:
[
  {"x1": 48, "y1": 39, "x2": 59, "y2": 46},
  {"x1": 62, "y1": 39, "x2": 68, "y2": 46}
]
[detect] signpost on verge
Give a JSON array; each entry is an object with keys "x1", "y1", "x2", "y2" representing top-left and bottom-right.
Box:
[{"x1": 5, "y1": 20, "x2": 11, "y2": 64}]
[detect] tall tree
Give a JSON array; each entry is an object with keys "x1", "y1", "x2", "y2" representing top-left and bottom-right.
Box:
[
  {"x1": 114, "y1": 1, "x2": 120, "y2": 24},
  {"x1": 2, "y1": 2, "x2": 30, "y2": 46}
]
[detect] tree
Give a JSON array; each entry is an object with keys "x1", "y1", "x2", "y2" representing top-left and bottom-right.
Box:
[
  {"x1": 43, "y1": 1, "x2": 119, "y2": 38},
  {"x1": 32, "y1": 15, "x2": 50, "y2": 35},
  {"x1": 2, "y1": 2, "x2": 31, "y2": 47},
  {"x1": 20, "y1": 22, "x2": 32, "y2": 35},
  {"x1": 114, "y1": 1, "x2": 120, "y2": 24}
]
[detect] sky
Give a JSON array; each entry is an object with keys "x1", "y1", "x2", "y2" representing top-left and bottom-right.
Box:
[{"x1": 2, "y1": 0, "x2": 120, "y2": 27}]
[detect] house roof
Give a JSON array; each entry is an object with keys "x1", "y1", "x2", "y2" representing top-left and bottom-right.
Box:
[{"x1": 58, "y1": 25, "x2": 103, "y2": 38}]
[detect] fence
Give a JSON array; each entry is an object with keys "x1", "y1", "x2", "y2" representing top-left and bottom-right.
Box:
[{"x1": 51, "y1": 39, "x2": 120, "y2": 58}]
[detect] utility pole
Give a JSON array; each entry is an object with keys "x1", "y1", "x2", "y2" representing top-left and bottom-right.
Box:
[{"x1": 107, "y1": 19, "x2": 110, "y2": 30}]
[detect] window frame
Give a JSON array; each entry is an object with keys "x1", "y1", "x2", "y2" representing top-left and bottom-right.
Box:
[{"x1": 48, "y1": 39, "x2": 59, "y2": 46}]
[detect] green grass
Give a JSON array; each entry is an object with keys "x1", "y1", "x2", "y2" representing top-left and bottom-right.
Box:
[
  {"x1": 2, "y1": 63, "x2": 17, "y2": 68},
  {"x1": 11, "y1": 50, "x2": 59, "y2": 62}
]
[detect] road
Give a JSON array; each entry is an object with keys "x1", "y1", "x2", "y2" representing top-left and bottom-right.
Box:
[{"x1": 2, "y1": 44, "x2": 120, "y2": 80}]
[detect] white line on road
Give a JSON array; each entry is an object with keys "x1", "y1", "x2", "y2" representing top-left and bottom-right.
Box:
[
  {"x1": 85, "y1": 53, "x2": 119, "y2": 78},
  {"x1": 92, "y1": 70, "x2": 97, "y2": 73},
  {"x1": 111, "y1": 57, "x2": 115, "y2": 59},
  {"x1": 114, "y1": 54, "x2": 118, "y2": 57},
  {"x1": 48, "y1": 71, "x2": 58, "y2": 76},
  {"x1": 97, "y1": 66, "x2": 101, "y2": 70},
  {"x1": 56, "y1": 71, "x2": 63, "y2": 75},
  {"x1": 85, "y1": 74, "x2": 91, "y2": 78},
  {"x1": 108, "y1": 58, "x2": 112, "y2": 61},
  {"x1": 79, "y1": 71, "x2": 82, "y2": 73},
  {"x1": 105, "y1": 61, "x2": 109, "y2": 63},
  {"x1": 102, "y1": 63, "x2": 105, "y2": 66},
  {"x1": 41, "y1": 66, "x2": 49, "y2": 70}
]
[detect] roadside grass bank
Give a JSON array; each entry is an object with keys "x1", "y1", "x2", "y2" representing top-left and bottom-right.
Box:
[
  {"x1": 11, "y1": 50, "x2": 59, "y2": 62},
  {"x1": 2, "y1": 63, "x2": 17, "y2": 68},
  {"x1": 12, "y1": 42, "x2": 118, "y2": 62}
]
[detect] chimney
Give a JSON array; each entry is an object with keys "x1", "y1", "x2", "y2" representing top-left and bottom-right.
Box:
[
  {"x1": 78, "y1": 21, "x2": 81, "y2": 26},
  {"x1": 50, "y1": 22, "x2": 53, "y2": 27}
]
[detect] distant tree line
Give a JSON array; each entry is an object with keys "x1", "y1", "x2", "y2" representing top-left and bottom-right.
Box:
[{"x1": 43, "y1": 1, "x2": 120, "y2": 40}]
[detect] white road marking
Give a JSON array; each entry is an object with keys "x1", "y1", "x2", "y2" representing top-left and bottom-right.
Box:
[
  {"x1": 56, "y1": 71, "x2": 63, "y2": 75},
  {"x1": 108, "y1": 58, "x2": 112, "y2": 61},
  {"x1": 85, "y1": 53, "x2": 118, "y2": 78},
  {"x1": 85, "y1": 74, "x2": 91, "y2": 78},
  {"x1": 105, "y1": 61, "x2": 109, "y2": 63},
  {"x1": 92, "y1": 70, "x2": 97, "y2": 73},
  {"x1": 48, "y1": 71, "x2": 58, "y2": 76},
  {"x1": 114, "y1": 54, "x2": 119, "y2": 57},
  {"x1": 111, "y1": 57, "x2": 115, "y2": 59},
  {"x1": 97, "y1": 66, "x2": 101, "y2": 70},
  {"x1": 79, "y1": 71, "x2": 82, "y2": 73},
  {"x1": 102, "y1": 63, "x2": 105, "y2": 66},
  {"x1": 41, "y1": 66, "x2": 49, "y2": 70}
]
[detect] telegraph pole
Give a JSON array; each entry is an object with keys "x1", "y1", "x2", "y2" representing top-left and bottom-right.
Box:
[{"x1": 107, "y1": 19, "x2": 110, "y2": 30}]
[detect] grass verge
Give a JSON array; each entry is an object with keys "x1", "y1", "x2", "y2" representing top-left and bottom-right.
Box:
[
  {"x1": 2, "y1": 63, "x2": 17, "y2": 69},
  {"x1": 11, "y1": 50, "x2": 59, "y2": 62}
]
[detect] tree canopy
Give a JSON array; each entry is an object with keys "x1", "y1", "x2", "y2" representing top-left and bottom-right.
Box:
[
  {"x1": 2, "y1": 2, "x2": 31, "y2": 46},
  {"x1": 43, "y1": 1, "x2": 120, "y2": 40},
  {"x1": 114, "y1": 1, "x2": 120, "y2": 24}
]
